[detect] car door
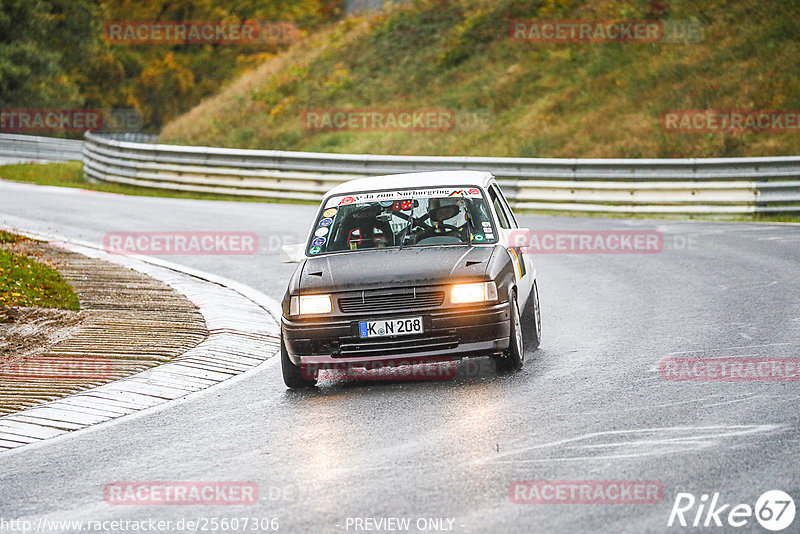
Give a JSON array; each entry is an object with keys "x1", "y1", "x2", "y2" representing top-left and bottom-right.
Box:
[{"x1": 487, "y1": 182, "x2": 534, "y2": 308}]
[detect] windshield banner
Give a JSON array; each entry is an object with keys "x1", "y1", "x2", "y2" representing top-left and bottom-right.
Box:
[{"x1": 325, "y1": 188, "x2": 482, "y2": 208}]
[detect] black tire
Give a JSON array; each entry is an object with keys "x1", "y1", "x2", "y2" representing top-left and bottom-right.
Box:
[
  {"x1": 495, "y1": 294, "x2": 524, "y2": 373},
  {"x1": 522, "y1": 280, "x2": 541, "y2": 350},
  {"x1": 281, "y1": 335, "x2": 317, "y2": 388}
]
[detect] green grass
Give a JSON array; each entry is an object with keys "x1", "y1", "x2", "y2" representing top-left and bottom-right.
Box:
[
  {"x1": 0, "y1": 230, "x2": 23, "y2": 244},
  {"x1": 159, "y1": 0, "x2": 800, "y2": 159},
  {"x1": 751, "y1": 213, "x2": 800, "y2": 224},
  {"x1": 0, "y1": 162, "x2": 86, "y2": 188},
  {"x1": 0, "y1": 162, "x2": 316, "y2": 205},
  {"x1": 0, "y1": 236, "x2": 80, "y2": 311}
]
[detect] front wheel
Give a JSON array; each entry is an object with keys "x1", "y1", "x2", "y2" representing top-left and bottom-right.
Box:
[
  {"x1": 495, "y1": 294, "x2": 524, "y2": 373},
  {"x1": 281, "y1": 335, "x2": 317, "y2": 388}
]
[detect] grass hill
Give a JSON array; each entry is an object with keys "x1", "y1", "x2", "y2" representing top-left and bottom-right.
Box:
[{"x1": 160, "y1": 0, "x2": 800, "y2": 158}]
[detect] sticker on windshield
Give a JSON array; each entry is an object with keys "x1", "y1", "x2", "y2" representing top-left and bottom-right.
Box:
[
  {"x1": 309, "y1": 246, "x2": 321, "y2": 255},
  {"x1": 473, "y1": 234, "x2": 485, "y2": 242},
  {"x1": 449, "y1": 188, "x2": 481, "y2": 197},
  {"x1": 314, "y1": 227, "x2": 329, "y2": 237},
  {"x1": 379, "y1": 201, "x2": 394, "y2": 207},
  {"x1": 482, "y1": 221, "x2": 491, "y2": 227},
  {"x1": 325, "y1": 188, "x2": 483, "y2": 208},
  {"x1": 312, "y1": 237, "x2": 326, "y2": 247},
  {"x1": 319, "y1": 218, "x2": 333, "y2": 227},
  {"x1": 323, "y1": 208, "x2": 338, "y2": 218}
]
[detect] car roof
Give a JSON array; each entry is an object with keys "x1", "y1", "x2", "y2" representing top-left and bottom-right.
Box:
[{"x1": 325, "y1": 170, "x2": 494, "y2": 197}]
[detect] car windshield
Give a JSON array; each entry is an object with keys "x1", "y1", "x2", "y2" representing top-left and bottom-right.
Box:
[{"x1": 307, "y1": 186, "x2": 497, "y2": 255}]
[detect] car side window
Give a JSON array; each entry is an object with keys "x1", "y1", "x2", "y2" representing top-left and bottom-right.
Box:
[
  {"x1": 495, "y1": 186, "x2": 519, "y2": 228},
  {"x1": 490, "y1": 184, "x2": 518, "y2": 228},
  {"x1": 488, "y1": 186, "x2": 511, "y2": 229}
]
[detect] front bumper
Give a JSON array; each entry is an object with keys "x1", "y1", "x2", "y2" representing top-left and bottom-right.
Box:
[{"x1": 282, "y1": 302, "x2": 511, "y2": 367}]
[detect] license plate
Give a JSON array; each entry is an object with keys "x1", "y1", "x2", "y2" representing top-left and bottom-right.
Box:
[{"x1": 359, "y1": 317, "x2": 423, "y2": 338}]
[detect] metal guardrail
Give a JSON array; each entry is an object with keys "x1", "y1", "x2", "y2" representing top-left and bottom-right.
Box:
[
  {"x1": 4, "y1": 132, "x2": 798, "y2": 213},
  {"x1": 82, "y1": 132, "x2": 800, "y2": 214},
  {"x1": 0, "y1": 133, "x2": 84, "y2": 162}
]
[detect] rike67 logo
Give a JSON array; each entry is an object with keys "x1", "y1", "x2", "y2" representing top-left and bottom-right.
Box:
[{"x1": 668, "y1": 490, "x2": 795, "y2": 531}]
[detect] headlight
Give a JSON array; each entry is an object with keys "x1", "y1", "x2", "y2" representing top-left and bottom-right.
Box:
[
  {"x1": 291, "y1": 294, "x2": 333, "y2": 315},
  {"x1": 450, "y1": 282, "x2": 498, "y2": 304}
]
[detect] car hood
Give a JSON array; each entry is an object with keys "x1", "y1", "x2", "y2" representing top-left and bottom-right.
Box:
[{"x1": 299, "y1": 246, "x2": 496, "y2": 293}]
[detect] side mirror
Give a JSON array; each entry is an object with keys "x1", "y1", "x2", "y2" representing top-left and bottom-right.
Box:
[
  {"x1": 279, "y1": 243, "x2": 306, "y2": 263},
  {"x1": 507, "y1": 228, "x2": 533, "y2": 249}
]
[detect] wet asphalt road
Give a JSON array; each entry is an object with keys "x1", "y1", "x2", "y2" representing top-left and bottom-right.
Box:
[{"x1": 1, "y1": 179, "x2": 799, "y2": 533}]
